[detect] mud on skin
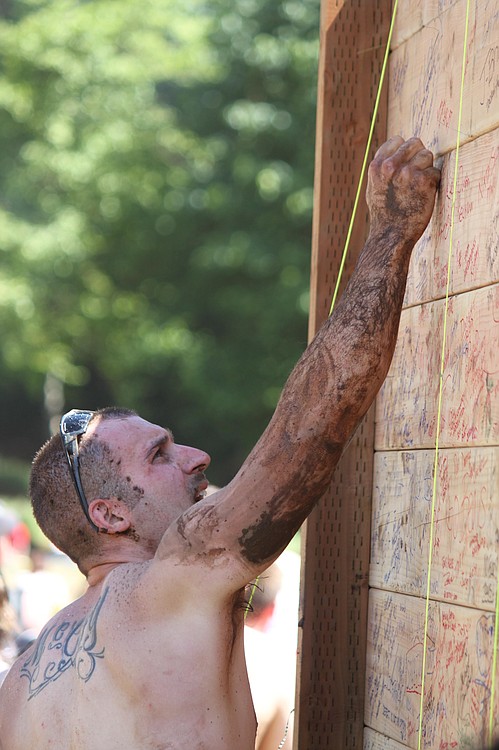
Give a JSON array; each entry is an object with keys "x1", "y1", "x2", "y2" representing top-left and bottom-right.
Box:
[{"x1": 238, "y1": 438, "x2": 343, "y2": 566}]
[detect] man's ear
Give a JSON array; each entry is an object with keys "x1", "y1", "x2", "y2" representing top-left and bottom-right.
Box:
[{"x1": 88, "y1": 498, "x2": 132, "y2": 534}]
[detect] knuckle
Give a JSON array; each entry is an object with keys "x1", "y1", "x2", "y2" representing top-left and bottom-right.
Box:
[
  {"x1": 368, "y1": 158, "x2": 382, "y2": 180},
  {"x1": 380, "y1": 157, "x2": 396, "y2": 179},
  {"x1": 392, "y1": 167, "x2": 413, "y2": 190},
  {"x1": 418, "y1": 148, "x2": 433, "y2": 163},
  {"x1": 408, "y1": 136, "x2": 424, "y2": 149},
  {"x1": 389, "y1": 134, "x2": 405, "y2": 146}
]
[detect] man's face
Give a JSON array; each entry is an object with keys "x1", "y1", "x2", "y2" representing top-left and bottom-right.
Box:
[{"x1": 87, "y1": 415, "x2": 211, "y2": 548}]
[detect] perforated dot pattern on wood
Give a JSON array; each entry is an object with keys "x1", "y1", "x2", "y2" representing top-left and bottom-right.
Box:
[{"x1": 294, "y1": 2, "x2": 391, "y2": 749}]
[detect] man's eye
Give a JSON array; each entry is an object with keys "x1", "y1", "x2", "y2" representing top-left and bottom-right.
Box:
[{"x1": 152, "y1": 445, "x2": 171, "y2": 462}]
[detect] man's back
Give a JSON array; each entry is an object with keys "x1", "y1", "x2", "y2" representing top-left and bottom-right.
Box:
[{"x1": 0, "y1": 562, "x2": 256, "y2": 750}]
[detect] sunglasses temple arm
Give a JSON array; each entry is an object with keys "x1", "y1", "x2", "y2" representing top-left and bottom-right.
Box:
[{"x1": 68, "y1": 454, "x2": 102, "y2": 533}]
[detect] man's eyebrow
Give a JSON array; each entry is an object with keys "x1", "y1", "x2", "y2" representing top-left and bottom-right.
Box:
[{"x1": 145, "y1": 429, "x2": 174, "y2": 458}]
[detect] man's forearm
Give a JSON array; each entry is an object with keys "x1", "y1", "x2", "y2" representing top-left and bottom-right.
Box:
[
  {"x1": 295, "y1": 228, "x2": 414, "y2": 440},
  {"x1": 174, "y1": 138, "x2": 440, "y2": 575},
  {"x1": 235, "y1": 137, "x2": 440, "y2": 567},
  {"x1": 235, "y1": 228, "x2": 416, "y2": 566},
  {"x1": 272, "y1": 135, "x2": 441, "y2": 455}
]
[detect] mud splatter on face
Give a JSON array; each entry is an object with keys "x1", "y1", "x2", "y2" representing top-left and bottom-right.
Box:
[{"x1": 124, "y1": 527, "x2": 140, "y2": 543}]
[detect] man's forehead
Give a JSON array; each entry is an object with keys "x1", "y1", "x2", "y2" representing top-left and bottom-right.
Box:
[{"x1": 87, "y1": 415, "x2": 171, "y2": 447}]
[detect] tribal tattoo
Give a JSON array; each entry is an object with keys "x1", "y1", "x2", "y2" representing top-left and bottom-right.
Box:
[{"x1": 20, "y1": 588, "x2": 108, "y2": 699}]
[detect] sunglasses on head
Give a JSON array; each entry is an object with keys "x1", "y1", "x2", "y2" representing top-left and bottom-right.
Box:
[{"x1": 60, "y1": 409, "x2": 99, "y2": 531}]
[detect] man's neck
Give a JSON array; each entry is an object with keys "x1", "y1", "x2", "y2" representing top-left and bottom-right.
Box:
[{"x1": 85, "y1": 548, "x2": 152, "y2": 586}]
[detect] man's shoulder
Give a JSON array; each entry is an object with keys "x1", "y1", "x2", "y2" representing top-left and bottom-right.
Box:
[
  {"x1": 0, "y1": 654, "x2": 26, "y2": 743},
  {"x1": 102, "y1": 560, "x2": 149, "y2": 589}
]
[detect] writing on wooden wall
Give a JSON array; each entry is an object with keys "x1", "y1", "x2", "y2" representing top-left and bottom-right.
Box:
[{"x1": 365, "y1": 0, "x2": 499, "y2": 748}]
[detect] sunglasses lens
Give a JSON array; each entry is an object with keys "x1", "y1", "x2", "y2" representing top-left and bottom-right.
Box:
[{"x1": 61, "y1": 410, "x2": 93, "y2": 436}]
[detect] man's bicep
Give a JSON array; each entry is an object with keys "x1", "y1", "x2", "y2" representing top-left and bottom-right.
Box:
[{"x1": 219, "y1": 411, "x2": 343, "y2": 571}]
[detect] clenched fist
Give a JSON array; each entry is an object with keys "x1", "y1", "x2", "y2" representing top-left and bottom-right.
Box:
[{"x1": 366, "y1": 136, "x2": 441, "y2": 245}]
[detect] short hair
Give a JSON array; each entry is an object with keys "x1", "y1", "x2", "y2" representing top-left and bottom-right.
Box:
[{"x1": 29, "y1": 407, "x2": 143, "y2": 572}]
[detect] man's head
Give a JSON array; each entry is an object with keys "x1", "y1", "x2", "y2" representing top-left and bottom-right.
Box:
[{"x1": 30, "y1": 407, "x2": 210, "y2": 574}]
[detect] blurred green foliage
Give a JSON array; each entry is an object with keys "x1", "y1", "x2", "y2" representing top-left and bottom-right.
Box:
[
  {"x1": 0, "y1": 456, "x2": 29, "y2": 496},
  {"x1": 0, "y1": 0, "x2": 319, "y2": 485}
]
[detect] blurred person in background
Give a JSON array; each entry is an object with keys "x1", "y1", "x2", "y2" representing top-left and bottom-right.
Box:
[
  {"x1": 0, "y1": 503, "x2": 22, "y2": 685},
  {"x1": 245, "y1": 556, "x2": 298, "y2": 750},
  {"x1": 14, "y1": 543, "x2": 71, "y2": 636},
  {"x1": 0, "y1": 572, "x2": 19, "y2": 685}
]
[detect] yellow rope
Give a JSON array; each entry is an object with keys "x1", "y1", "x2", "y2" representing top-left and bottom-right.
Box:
[
  {"x1": 417, "y1": 3, "x2": 471, "y2": 747},
  {"x1": 323, "y1": 1, "x2": 489, "y2": 745},
  {"x1": 329, "y1": 0, "x2": 399, "y2": 315},
  {"x1": 489, "y1": 560, "x2": 499, "y2": 742}
]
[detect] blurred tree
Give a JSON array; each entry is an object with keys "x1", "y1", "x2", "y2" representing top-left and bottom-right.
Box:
[{"x1": 0, "y1": 0, "x2": 319, "y2": 485}]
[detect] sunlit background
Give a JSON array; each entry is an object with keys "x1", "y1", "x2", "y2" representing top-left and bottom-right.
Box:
[{"x1": 0, "y1": 0, "x2": 319, "y2": 554}]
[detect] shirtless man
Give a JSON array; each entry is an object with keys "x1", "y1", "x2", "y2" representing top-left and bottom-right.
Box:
[{"x1": 0, "y1": 136, "x2": 440, "y2": 750}]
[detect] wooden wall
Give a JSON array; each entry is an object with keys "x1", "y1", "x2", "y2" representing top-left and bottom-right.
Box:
[
  {"x1": 296, "y1": 1, "x2": 499, "y2": 749},
  {"x1": 294, "y1": 2, "x2": 391, "y2": 748},
  {"x1": 366, "y1": 1, "x2": 499, "y2": 747}
]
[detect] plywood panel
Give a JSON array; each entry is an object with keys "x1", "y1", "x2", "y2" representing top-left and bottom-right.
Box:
[
  {"x1": 365, "y1": 589, "x2": 499, "y2": 748},
  {"x1": 364, "y1": 726, "x2": 411, "y2": 750},
  {"x1": 375, "y1": 284, "x2": 499, "y2": 450},
  {"x1": 308, "y1": 1, "x2": 390, "y2": 337},
  {"x1": 392, "y1": 0, "x2": 499, "y2": 146},
  {"x1": 405, "y1": 128, "x2": 499, "y2": 307},
  {"x1": 468, "y1": 0, "x2": 499, "y2": 141},
  {"x1": 387, "y1": 1, "x2": 474, "y2": 155},
  {"x1": 391, "y1": 1, "x2": 423, "y2": 48},
  {"x1": 369, "y1": 448, "x2": 499, "y2": 607},
  {"x1": 296, "y1": 414, "x2": 375, "y2": 749},
  {"x1": 423, "y1": 0, "x2": 462, "y2": 23},
  {"x1": 368, "y1": 6, "x2": 499, "y2": 744}
]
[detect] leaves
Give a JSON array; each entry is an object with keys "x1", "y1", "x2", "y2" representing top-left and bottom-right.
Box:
[{"x1": 0, "y1": 0, "x2": 319, "y2": 483}]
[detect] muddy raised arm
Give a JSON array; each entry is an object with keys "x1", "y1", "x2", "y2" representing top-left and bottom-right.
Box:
[{"x1": 161, "y1": 136, "x2": 440, "y2": 586}]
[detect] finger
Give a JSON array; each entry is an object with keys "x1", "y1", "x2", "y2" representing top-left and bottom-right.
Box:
[
  {"x1": 386, "y1": 136, "x2": 426, "y2": 169},
  {"x1": 373, "y1": 135, "x2": 405, "y2": 160},
  {"x1": 393, "y1": 160, "x2": 442, "y2": 189},
  {"x1": 407, "y1": 147, "x2": 435, "y2": 171},
  {"x1": 423, "y1": 166, "x2": 442, "y2": 189},
  {"x1": 393, "y1": 166, "x2": 442, "y2": 203}
]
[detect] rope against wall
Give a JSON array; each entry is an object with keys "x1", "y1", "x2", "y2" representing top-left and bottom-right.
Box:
[
  {"x1": 326, "y1": 0, "x2": 499, "y2": 746},
  {"x1": 416, "y1": 3, "x2": 474, "y2": 748}
]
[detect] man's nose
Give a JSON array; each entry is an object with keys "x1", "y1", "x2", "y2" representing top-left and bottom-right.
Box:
[{"x1": 177, "y1": 445, "x2": 211, "y2": 474}]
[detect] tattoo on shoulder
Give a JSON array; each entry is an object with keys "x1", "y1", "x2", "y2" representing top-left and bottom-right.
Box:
[{"x1": 20, "y1": 588, "x2": 108, "y2": 700}]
